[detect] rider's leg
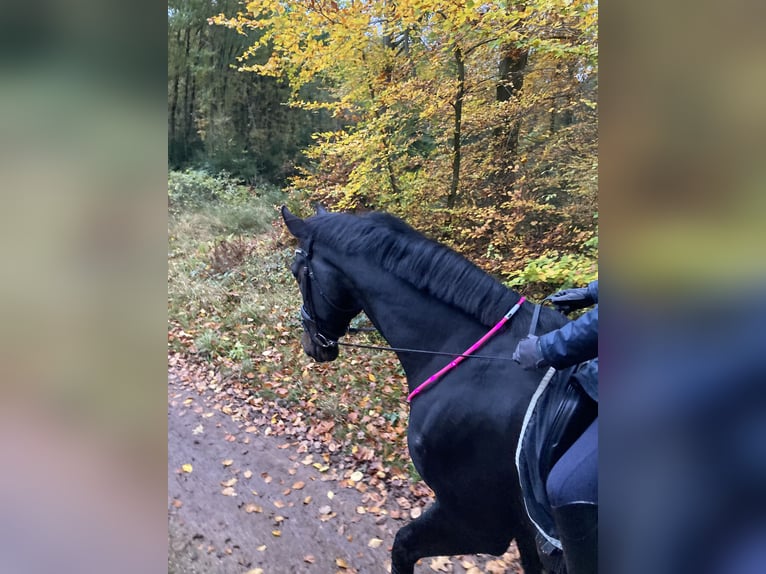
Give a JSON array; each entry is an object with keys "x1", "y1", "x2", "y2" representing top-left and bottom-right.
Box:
[{"x1": 547, "y1": 418, "x2": 598, "y2": 574}]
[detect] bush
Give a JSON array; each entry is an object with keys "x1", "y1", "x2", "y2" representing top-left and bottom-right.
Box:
[
  {"x1": 209, "y1": 237, "x2": 251, "y2": 275},
  {"x1": 168, "y1": 169, "x2": 285, "y2": 213},
  {"x1": 207, "y1": 203, "x2": 276, "y2": 235},
  {"x1": 168, "y1": 169, "x2": 287, "y2": 236},
  {"x1": 506, "y1": 235, "x2": 598, "y2": 298}
]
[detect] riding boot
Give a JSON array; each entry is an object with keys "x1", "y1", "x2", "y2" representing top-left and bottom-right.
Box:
[{"x1": 552, "y1": 502, "x2": 598, "y2": 574}]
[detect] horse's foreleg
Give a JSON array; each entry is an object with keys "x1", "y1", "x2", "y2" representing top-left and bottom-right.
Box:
[{"x1": 390, "y1": 501, "x2": 543, "y2": 574}]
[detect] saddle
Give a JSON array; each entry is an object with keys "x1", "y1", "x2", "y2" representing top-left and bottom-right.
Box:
[{"x1": 516, "y1": 361, "x2": 597, "y2": 557}]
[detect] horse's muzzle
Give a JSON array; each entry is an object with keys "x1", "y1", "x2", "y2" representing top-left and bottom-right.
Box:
[{"x1": 301, "y1": 330, "x2": 339, "y2": 362}]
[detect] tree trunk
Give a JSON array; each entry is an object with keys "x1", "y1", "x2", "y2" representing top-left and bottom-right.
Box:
[
  {"x1": 448, "y1": 47, "x2": 465, "y2": 209},
  {"x1": 496, "y1": 45, "x2": 528, "y2": 156},
  {"x1": 180, "y1": 26, "x2": 193, "y2": 161},
  {"x1": 169, "y1": 28, "x2": 182, "y2": 164}
]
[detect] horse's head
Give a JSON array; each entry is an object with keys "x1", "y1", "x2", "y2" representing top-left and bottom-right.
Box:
[{"x1": 281, "y1": 206, "x2": 362, "y2": 362}]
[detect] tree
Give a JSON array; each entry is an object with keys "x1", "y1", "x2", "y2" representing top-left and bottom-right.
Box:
[
  {"x1": 168, "y1": 0, "x2": 335, "y2": 183},
  {"x1": 213, "y1": 0, "x2": 598, "y2": 285}
]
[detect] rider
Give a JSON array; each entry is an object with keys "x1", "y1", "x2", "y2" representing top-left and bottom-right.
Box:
[{"x1": 513, "y1": 280, "x2": 598, "y2": 574}]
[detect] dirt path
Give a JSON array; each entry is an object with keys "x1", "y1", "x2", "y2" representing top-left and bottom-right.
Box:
[
  {"x1": 168, "y1": 370, "x2": 402, "y2": 573},
  {"x1": 168, "y1": 365, "x2": 522, "y2": 574}
]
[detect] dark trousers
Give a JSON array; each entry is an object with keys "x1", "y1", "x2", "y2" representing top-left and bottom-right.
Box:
[{"x1": 547, "y1": 418, "x2": 598, "y2": 506}]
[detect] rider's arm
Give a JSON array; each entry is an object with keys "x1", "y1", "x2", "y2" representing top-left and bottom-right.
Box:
[
  {"x1": 538, "y1": 306, "x2": 598, "y2": 369},
  {"x1": 586, "y1": 280, "x2": 598, "y2": 304}
]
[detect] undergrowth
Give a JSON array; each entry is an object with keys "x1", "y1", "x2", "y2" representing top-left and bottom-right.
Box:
[{"x1": 168, "y1": 170, "x2": 416, "y2": 480}]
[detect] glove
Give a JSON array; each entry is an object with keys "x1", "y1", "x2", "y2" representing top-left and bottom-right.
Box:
[
  {"x1": 512, "y1": 335, "x2": 550, "y2": 370},
  {"x1": 548, "y1": 287, "x2": 595, "y2": 314}
]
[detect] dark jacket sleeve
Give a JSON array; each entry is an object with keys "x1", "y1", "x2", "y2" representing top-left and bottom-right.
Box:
[
  {"x1": 538, "y1": 305, "x2": 598, "y2": 369},
  {"x1": 574, "y1": 357, "x2": 598, "y2": 402},
  {"x1": 587, "y1": 280, "x2": 598, "y2": 304}
]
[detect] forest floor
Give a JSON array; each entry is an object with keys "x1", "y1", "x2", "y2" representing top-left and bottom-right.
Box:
[{"x1": 167, "y1": 355, "x2": 523, "y2": 574}]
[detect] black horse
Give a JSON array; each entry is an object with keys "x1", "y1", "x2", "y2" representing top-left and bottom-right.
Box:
[{"x1": 281, "y1": 206, "x2": 568, "y2": 574}]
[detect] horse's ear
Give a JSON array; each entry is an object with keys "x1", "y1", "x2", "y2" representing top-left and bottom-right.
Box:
[
  {"x1": 315, "y1": 203, "x2": 328, "y2": 215},
  {"x1": 281, "y1": 205, "x2": 308, "y2": 238}
]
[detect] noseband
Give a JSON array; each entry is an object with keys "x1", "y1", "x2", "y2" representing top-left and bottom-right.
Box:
[{"x1": 295, "y1": 247, "x2": 355, "y2": 349}]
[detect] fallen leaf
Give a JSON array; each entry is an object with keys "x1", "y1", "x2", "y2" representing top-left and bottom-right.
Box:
[
  {"x1": 486, "y1": 559, "x2": 508, "y2": 574},
  {"x1": 319, "y1": 505, "x2": 332, "y2": 514},
  {"x1": 192, "y1": 424, "x2": 204, "y2": 435},
  {"x1": 327, "y1": 491, "x2": 335, "y2": 500},
  {"x1": 245, "y1": 569, "x2": 263, "y2": 574},
  {"x1": 304, "y1": 555, "x2": 316, "y2": 564},
  {"x1": 222, "y1": 459, "x2": 234, "y2": 467},
  {"x1": 292, "y1": 481, "x2": 305, "y2": 490},
  {"x1": 410, "y1": 507, "x2": 422, "y2": 519},
  {"x1": 243, "y1": 470, "x2": 253, "y2": 479},
  {"x1": 303, "y1": 496, "x2": 312, "y2": 505},
  {"x1": 430, "y1": 556, "x2": 451, "y2": 572},
  {"x1": 244, "y1": 503, "x2": 263, "y2": 513},
  {"x1": 368, "y1": 538, "x2": 383, "y2": 548},
  {"x1": 336, "y1": 557, "x2": 350, "y2": 569},
  {"x1": 221, "y1": 478, "x2": 237, "y2": 487},
  {"x1": 272, "y1": 529, "x2": 281, "y2": 537},
  {"x1": 256, "y1": 545, "x2": 267, "y2": 552},
  {"x1": 274, "y1": 500, "x2": 285, "y2": 509},
  {"x1": 181, "y1": 464, "x2": 193, "y2": 473},
  {"x1": 221, "y1": 487, "x2": 237, "y2": 496},
  {"x1": 350, "y1": 470, "x2": 364, "y2": 482},
  {"x1": 171, "y1": 499, "x2": 183, "y2": 508}
]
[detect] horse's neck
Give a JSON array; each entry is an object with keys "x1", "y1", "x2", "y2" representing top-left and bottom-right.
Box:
[{"x1": 347, "y1": 259, "x2": 485, "y2": 381}]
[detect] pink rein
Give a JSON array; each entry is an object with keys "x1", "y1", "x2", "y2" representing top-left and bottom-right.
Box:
[{"x1": 406, "y1": 296, "x2": 526, "y2": 403}]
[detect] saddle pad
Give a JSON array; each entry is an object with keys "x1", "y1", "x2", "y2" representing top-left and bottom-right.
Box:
[{"x1": 516, "y1": 366, "x2": 596, "y2": 548}]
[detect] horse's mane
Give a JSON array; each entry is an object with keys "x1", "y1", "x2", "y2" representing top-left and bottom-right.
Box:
[{"x1": 307, "y1": 211, "x2": 523, "y2": 328}]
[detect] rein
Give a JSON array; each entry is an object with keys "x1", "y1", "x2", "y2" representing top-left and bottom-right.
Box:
[{"x1": 336, "y1": 340, "x2": 520, "y2": 362}]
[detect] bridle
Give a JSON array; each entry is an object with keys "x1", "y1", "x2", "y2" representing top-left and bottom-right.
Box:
[
  {"x1": 292, "y1": 246, "x2": 536, "y2": 363},
  {"x1": 295, "y1": 247, "x2": 357, "y2": 349}
]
